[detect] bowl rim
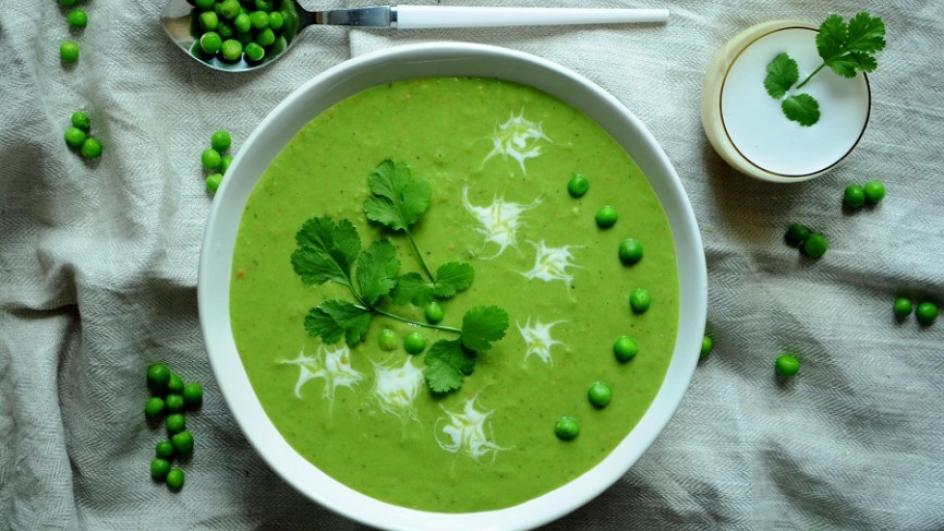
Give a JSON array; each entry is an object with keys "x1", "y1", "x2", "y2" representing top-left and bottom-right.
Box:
[{"x1": 199, "y1": 41, "x2": 707, "y2": 531}]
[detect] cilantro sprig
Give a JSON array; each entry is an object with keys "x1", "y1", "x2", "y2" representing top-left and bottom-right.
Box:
[
  {"x1": 291, "y1": 160, "x2": 509, "y2": 394},
  {"x1": 762, "y1": 12, "x2": 885, "y2": 126}
]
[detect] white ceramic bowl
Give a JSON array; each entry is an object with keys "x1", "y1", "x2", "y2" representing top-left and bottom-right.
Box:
[{"x1": 199, "y1": 42, "x2": 707, "y2": 531}]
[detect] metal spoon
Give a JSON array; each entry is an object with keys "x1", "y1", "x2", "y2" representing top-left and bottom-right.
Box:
[{"x1": 161, "y1": 1, "x2": 669, "y2": 73}]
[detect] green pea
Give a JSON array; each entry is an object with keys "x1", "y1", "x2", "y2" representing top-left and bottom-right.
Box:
[
  {"x1": 209, "y1": 130, "x2": 231, "y2": 152},
  {"x1": 700, "y1": 335, "x2": 713, "y2": 359},
  {"x1": 146, "y1": 363, "x2": 171, "y2": 391},
  {"x1": 234, "y1": 13, "x2": 252, "y2": 33},
  {"x1": 595, "y1": 205, "x2": 617, "y2": 228},
  {"x1": 80, "y1": 138, "x2": 102, "y2": 159},
  {"x1": 843, "y1": 183, "x2": 865, "y2": 209},
  {"x1": 165, "y1": 394, "x2": 185, "y2": 413},
  {"x1": 775, "y1": 354, "x2": 800, "y2": 378},
  {"x1": 199, "y1": 11, "x2": 219, "y2": 31},
  {"x1": 255, "y1": 0, "x2": 274, "y2": 11},
  {"x1": 67, "y1": 8, "x2": 88, "y2": 29},
  {"x1": 255, "y1": 28, "x2": 276, "y2": 47},
  {"x1": 404, "y1": 332, "x2": 427, "y2": 355},
  {"x1": 250, "y1": 11, "x2": 269, "y2": 29},
  {"x1": 567, "y1": 173, "x2": 589, "y2": 198},
  {"x1": 150, "y1": 458, "x2": 171, "y2": 481},
  {"x1": 58, "y1": 0, "x2": 77, "y2": 6},
  {"x1": 801, "y1": 233, "x2": 828, "y2": 259},
  {"x1": 424, "y1": 302, "x2": 444, "y2": 324},
  {"x1": 166, "y1": 413, "x2": 186, "y2": 435},
  {"x1": 864, "y1": 180, "x2": 886, "y2": 204},
  {"x1": 378, "y1": 329, "x2": 399, "y2": 351},
  {"x1": 784, "y1": 223, "x2": 811, "y2": 248},
  {"x1": 221, "y1": 154, "x2": 234, "y2": 174},
  {"x1": 194, "y1": 0, "x2": 215, "y2": 9},
  {"x1": 167, "y1": 373, "x2": 184, "y2": 394},
  {"x1": 244, "y1": 42, "x2": 265, "y2": 62},
  {"x1": 916, "y1": 302, "x2": 939, "y2": 326},
  {"x1": 182, "y1": 382, "x2": 203, "y2": 408},
  {"x1": 171, "y1": 430, "x2": 195, "y2": 455},
  {"x1": 587, "y1": 382, "x2": 612, "y2": 408},
  {"x1": 206, "y1": 173, "x2": 223, "y2": 194},
  {"x1": 145, "y1": 397, "x2": 166, "y2": 420},
  {"x1": 71, "y1": 111, "x2": 91, "y2": 131},
  {"x1": 166, "y1": 467, "x2": 185, "y2": 491},
  {"x1": 893, "y1": 297, "x2": 913, "y2": 318},
  {"x1": 217, "y1": 21, "x2": 234, "y2": 39},
  {"x1": 201, "y1": 148, "x2": 222, "y2": 170},
  {"x1": 554, "y1": 416, "x2": 579, "y2": 440},
  {"x1": 218, "y1": 0, "x2": 241, "y2": 19},
  {"x1": 612, "y1": 335, "x2": 638, "y2": 363},
  {"x1": 618, "y1": 238, "x2": 643, "y2": 265},
  {"x1": 220, "y1": 39, "x2": 243, "y2": 62},
  {"x1": 199, "y1": 31, "x2": 223, "y2": 55},
  {"x1": 629, "y1": 288, "x2": 651, "y2": 314},
  {"x1": 64, "y1": 127, "x2": 86, "y2": 149},
  {"x1": 155, "y1": 440, "x2": 175, "y2": 460},
  {"x1": 268, "y1": 11, "x2": 284, "y2": 30},
  {"x1": 60, "y1": 40, "x2": 80, "y2": 63}
]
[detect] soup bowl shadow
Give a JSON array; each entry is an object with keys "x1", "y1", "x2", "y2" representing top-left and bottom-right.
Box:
[{"x1": 198, "y1": 42, "x2": 707, "y2": 531}]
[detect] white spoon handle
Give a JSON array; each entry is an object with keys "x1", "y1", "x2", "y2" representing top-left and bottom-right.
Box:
[{"x1": 394, "y1": 6, "x2": 669, "y2": 30}]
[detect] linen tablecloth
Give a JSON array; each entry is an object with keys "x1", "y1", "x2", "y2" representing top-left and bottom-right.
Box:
[{"x1": 2, "y1": 0, "x2": 943, "y2": 529}]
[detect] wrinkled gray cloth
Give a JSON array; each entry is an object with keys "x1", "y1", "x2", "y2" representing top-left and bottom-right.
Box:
[{"x1": 2, "y1": 0, "x2": 943, "y2": 529}]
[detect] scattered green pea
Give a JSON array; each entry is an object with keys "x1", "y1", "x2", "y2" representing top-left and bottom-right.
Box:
[
  {"x1": 268, "y1": 11, "x2": 284, "y2": 30},
  {"x1": 893, "y1": 297, "x2": 913, "y2": 318},
  {"x1": 201, "y1": 148, "x2": 222, "y2": 170},
  {"x1": 554, "y1": 416, "x2": 579, "y2": 440},
  {"x1": 171, "y1": 430, "x2": 195, "y2": 455},
  {"x1": 916, "y1": 302, "x2": 939, "y2": 326},
  {"x1": 587, "y1": 382, "x2": 612, "y2": 408},
  {"x1": 166, "y1": 413, "x2": 186, "y2": 435},
  {"x1": 150, "y1": 458, "x2": 171, "y2": 481},
  {"x1": 80, "y1": 138, "x2": 102, "y2": 159},
  {"x1": 220, "y1": 154, "x2": 234, "y2": 174},
  {"x1": 255, "y1": 28, "x2": 276, "y2": 47},
  {"x1": 595, "y1": 205, "x2": 618, "y2": 228},
  {"x1": 567, "y1": 173, "x2": 589, "y2": 198},
  {"x1": 843, "y1": 183, "x2": 866, "y2": 209},
  {"x1": 165, "y1": 394, "x2": 185, "y2": 413},
  {"x1": 234, "y1": 13, "x2": 252, "y2": 33},
  {"x1": 155, "y1": 440, "x2": 175, "y2": 460},
  {"x1": 166, "y1": 467, "x2": 185, "y2": 491},
  {"x1": 60, "y1": 40, "x2": 80, "y2": 63},
  {"x1": 205, "y1": 173, "x2": 223, "y2": 194},
  {"x1": 378, "y1": 328, "x2": 399, "y2": 351},
  {"x1": 785, "y1": 223, "x2": 812, "y2": 248},
  {"x1": 199, "y1": 32, "x2": 222, "y2": 55},
  {"x1": 618, "y1": 238, "x2": 644, "y2": 265},
  {"x1": 775, "y1": 354, "x2": 800, "y2": 378},
  {"x1": 424, "y1": 302, "x2": 444, "y2": 324},
  {"x1": 146, "y1": 363, "x2": 171, "y2": 391},
  {"x1": 145, "y1": 397, "x2": 166, "y2": 420},
  {"x1": 613, "y1": 335, "x2": 638, "y2": 363},
  {"x1": 182, "y1": 383, "x2": 203, "y2": 408},
  {"x1": 801, "y1": 232, "x2": 828, "y2": 259},
  {"x1": 629, "y1": 288, "x2": 651, "y2": 314},
  {"x1": 244, "y1": 42, "x2": 265, "y2": 62},
  {"x1": 67, "y1": 8, "x2": 88, "y2": 29},
  {"x1": 167, "y1": 373, "x2": 184, "y2": 394},
  {"x1": 700, "y1": 335, "x2": 713, "y2": 359},
  {"x1": 220, "y1": 39, "x2": 243, "y2": 62},
  {"x1": 211, "y1": 130, "x2": 231, "y2": 152},
  {"x1": 200, "y1": 11, "x2": 220, "y2": 31},
  {"x1": 218, "y1": 0, "x2": 241, "y2": 19},
  {"x1": 864, "y1": 180, "x2": 885, "y2": 204},
  {"x1": 250, "y1": 11, "x2": 269, "y2": 29},
  {"x1": 404, "y1": 332, "x2": 427, "y2": 355},
  {"x1": 64, "y1": 127, "x2": 86, "y2": 149},
  {"x1": 71, "y1": 111, "x2": 91, "y2": 131}
]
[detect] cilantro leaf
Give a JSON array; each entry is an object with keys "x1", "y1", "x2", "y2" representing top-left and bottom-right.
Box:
[
  {"x1": 781, "y1": 94, "x2": 821, "y2": 126},
  {"x1": 433, "y1": 262, "x2": 474, "y2": 299},
  {"x1": 817, "y1": 12, "x2": 885, "y2": 79},
  {"x1": 304, "y1": 300, "x2": 372, "y2": 345},
  {"x1": 390, "y1": 272, "x2": 435, "y2": 306},
  {"x1": 291, "y1": 217, "x2": 361, "y2": 286},
  {"x1": 816, "y1": 14, "x2": 848, "y2": 62},
  {"x1": 355, "y1": 240, "x2": 400, "y2": 305},
  {"x1": 363, "y1": 160, "x2": 431, "y2": 231},
  {"x1": 764, "y1": 53, "x2": 799, "y2": 99},
  {"x1": 424, "y1": 339, "x2": 475, "y2": 393},
  {"x1": 460, "y1": 306, "x2": 509, "y2": 353},
  {"x1": 844, "y1": 12, "x2": 886, "y2": 55}
]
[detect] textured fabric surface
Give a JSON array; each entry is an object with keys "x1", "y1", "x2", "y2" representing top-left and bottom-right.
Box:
[{"x1": 1, "y1": 0, "x2": 943, "y2": 529}]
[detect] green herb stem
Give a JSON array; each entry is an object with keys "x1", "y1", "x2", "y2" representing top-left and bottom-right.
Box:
[
  {"x1": 795, "y1": 62, "x2": 826, "y2": 90},
  {"x1": 372, "y1": 308, "x2": 462, "y2": 334},
  {"x1": 405, "y1": 230, "x2": 435, "y2": 283}
]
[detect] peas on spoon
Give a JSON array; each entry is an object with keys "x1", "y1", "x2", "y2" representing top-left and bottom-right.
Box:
[{"x1": 160, "y1": 1, "x2": 669, "y2": 72}]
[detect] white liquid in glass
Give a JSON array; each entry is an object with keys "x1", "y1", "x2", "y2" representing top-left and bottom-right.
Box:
[{"x1": 721, "y1": 27, "x2": 870, "y2": 176}]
